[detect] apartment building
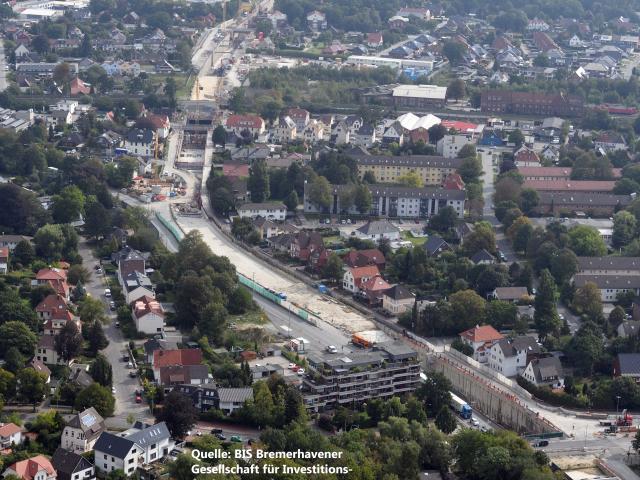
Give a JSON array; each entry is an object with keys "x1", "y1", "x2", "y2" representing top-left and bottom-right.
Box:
[
  {"x1": 353, "y1": 154, "x2": 463, "y2": 185},
  {"x1": 304, "y1": 183, "x2": 466, "y2": 219},
  {"x1": 302, "y1": 342, "x2": 420, "y2": 411},
  {"x1": 480, "y1": 90, "x2": 584, "y2": 117},
  {"x1": 576, "y1": 257, "x2": 640, "y2": 275},
  {"x1": 574, "y1": 274, "x2": 640, "y2": 302}
]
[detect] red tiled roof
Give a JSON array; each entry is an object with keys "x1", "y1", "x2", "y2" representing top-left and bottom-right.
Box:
[
  {"x1": 367, "y1": 32, "x2": 383, "y2": 43},
  {"x1": 514, "y1": 148, "x2": 540, "y2": 164},
  {"x1": 133, "y1": 297, "x2": 164, "y2": 319},
  {"x1": 36, "y1": 268, "x2": 66, "y2": 281},
  {"x1": 0, "y1": 246, "x2": 8, "y2": 259},
  {"x1": 460, "y1": 325, "x2": 504, "y2": 343},
  {"x1": 361, "y1": 275, "x2": 391, "y2": 292},
  {"x1": 36, "y1": 294, "x2": 69, "y2": 313},
  {"x1": 226, "y1": 114, "x2": 264, "y2": 129},
  {"x1": 517, "y1": 166, "x2": 572, "y2": 178},
  {"x1": 523, "y1": 179, "x2": 616, "y2": 192},
  {"x1": 348, "y1": 265, "x2": 380, "y2": 280},
  {"x1": 153, "y1": 348, "x2": 202, "y2": 368},
  {"x1": 442, "y1": 172, "x2": 465, "y2": 190},
  {"x1": 0, "y1": 423, "x2": 21, "y2": 437},
  {"x1": 70, "y1": 76, "x2": 90, "y2": 95},
  {"x1": 440, "y1": 120, "x2": 477, "y2": 132},
  {"x1": 8, "y1": 455, "x2": 55, "y2": 480},
  {"x1": 223, "y1": 163, "x2": 250, "y2": 177}
]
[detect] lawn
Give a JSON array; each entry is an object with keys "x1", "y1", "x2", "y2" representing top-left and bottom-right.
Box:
[
  {"x1": 401, "y1": 230, "x2": 428, "y2": 246},
  {"x1": 231, "y1": 309, "x2": 268, "y2": 325}
]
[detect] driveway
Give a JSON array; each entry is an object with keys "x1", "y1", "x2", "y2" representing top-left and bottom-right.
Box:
[{"x1": 77, "y1": 239, "x2": 152, "y2": 429}]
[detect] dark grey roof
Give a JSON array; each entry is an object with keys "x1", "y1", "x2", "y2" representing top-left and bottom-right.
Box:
[
  {"x1": 538, "y1": 192, "x2": 632, "y2": 207},
  {"x1": 328, "y1": 183, "x2": 466, "y2": 201},
  {"x1": 357, "y1": 220, "x2": 400, "y2": 235},
  {"x1": 238, "y1": 202, "x2": 286, "y2": 211},
  {"x1": 125, "y1": 128, "x2": 154, "y2": 144},
  {"x1": 496, "y1": 336, "x2": 540, "y2": 358},
  {"x1": 52, "y1": 447, "x2": 93, "y2": 480},
  {"x1": 353, "y1": 154, "x2": 463, "y2": 169},
  {"x1": 125, "y1": 270, "x2": 153, "y2": 292},
  {"x1": 574, "y1": 274, "x2": 640, "y2": 290},
  {"x1": 125, "y1": 421, "x2": 171, "y2": 448},
  {"x1": 66, "y1": 407, "x2": 105, "y2": 442},
  {"x1": 577, "y1": 257, "x2": 640, "y2": 271},
  {"x1": 217, "y1": 387, "x2": 253, "y2": 404},
  {"x1": 94, "y1": 432, "x2": 136, "y2": 458},
  {"x1": 424, "y1": 235, "x2": 450, "y2": 256},
  {"x1": 531, "y1": 356, "x2": 562, "y2": 381},
  {"x1": 617, "y1": 353, "x2": 640, "y2": 375},
  {"x1": 384, "y1": 284, "x2": 414, "y2": 300},
  {"x1": 471, "y1": 249, "x2": 495, "y2": 263}
]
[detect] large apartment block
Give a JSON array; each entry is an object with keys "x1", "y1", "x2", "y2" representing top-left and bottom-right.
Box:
[
  {"x1": 353, "y1": 154, "x2": 463, "y2": 185},
  {"x1": 302, "y1": 342, "x2": 421, "y2": 411},
  {"x1": 304, "y1": 183, "x2": 466, "y2": 218},
  {"x1": 480, "y1": 90, "x2": 584, "y2": 117}
]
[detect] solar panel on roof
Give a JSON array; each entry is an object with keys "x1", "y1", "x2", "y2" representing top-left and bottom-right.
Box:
[{"x1": 81, "y1": 413, "x2": 96, "y2": 427}]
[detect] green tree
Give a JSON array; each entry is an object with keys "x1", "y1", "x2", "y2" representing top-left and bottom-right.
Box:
[
  {"x1": 449, "y1": 290, "x2": 486, "y2": 332},
  {"x1": 464, "y1": 222, "x2": 496, "y2": 255},
  {"x1": 0, "y1": 321, "x2": 37, "y2": 358},
  {"x1": 284, "y1": 190, "x2": 299, "y2": 211},
  {"x1": 89, "y1": 354, "x2": 113, "y2": 386},
  {"x1": 397, "y1": 172, "x2": 424, "y2": 187},
  {"x1": 435, "y1": 406, "x2": 457, "y2": 434},
  {"x1": 609, "y1": 306, "x2": 626, "y2": 330},
  {"x1": 307, "y1": 175, "x2": 332, "y2": 212},
  {"x1": 0, "y1": 367, "x2": 16, "y2": 400},
  {"x1": 78, "y1": 296, "x2": 107, "y2": 324},
  {"x1": 12, "y1": 239, "x2": 35, "y2": 266},
  {"x1": 613, "y1": 211, "x2": 637, "y2": 248},
  {"x1": 87, "y1": 321, "x2": 108, "y2": 354},
  {"x1": 157, "y1": 391, "x2": 198, "y2": 438},
  {"x1": 353, "y1": 184, "x2": 372, "y2": 214},
  {"x1": 51, "y1": 185, "x2": 85, "y2": 224},
  {"x1": 567, "y1": 322, "x2": 604, "y2": 375},
  {"x1": 33, "y1": 224, "x2": 65, "y2": 261},
  {"x1": 16, "y1": 368, "x2": 47, "y2": 410},
  {"x1": 417, "y1": 372, "x2": 451, "y2": 416},
  {"x1": 250, "y1": 381, "x2": 275, "y2": 427},
  {"x1": 199, "y1": 303, "x2": 227, "y2": 345},
  {"x1": 247, "y1": 159, "x2": 270, "y2": 202},
  {"x1": 212, "y1": 125, "x2": 226, "y2": 146},
  {"x1": 284, "y1": 387, "x2": 307, "y2": 425},
  {"x1": 4, "y1": 347, "x2": 25, "y2": 374},
  {"x1": 430, "y1": 206, "x2": 457, "y2": 233},
  {"x1": 572, "y1": 282, "x2": 603, "y2": 322},
  {"x1": 447, "y1": 78, "x2": 466, "y2": 100},
  {"x1": 508, "y1": 129, "x2": 525, "y2": 147},
  {"x1": 84, "y1": 198, "x2": 112, "y2": 240},
  {"x1": 322, "y1": 253, "x2": 344, "y2": 284},
  {"x1": 519, "y1": 189, "x2": 539, "y2": 215},
  {"x1": 549, "y1": 249, "x2": 578, "y2": 284},
  {"x1": 229, "y1": 87, "x2": 247, "y2": 113},
  {"x1": 54, "y1": 321, "x2": 82, "y2": 362},
  {"x1": 534, "y1": 269, "x2": 560, "y2": 339},
  {"x1": 458, "y1": 156, "x2": 482, "y2": 184},
  {"x1": 486, "y1": 300, "x2": 518, "y2": 330},
  {"x1": 568, "y1": 225, "x2": 607, "y2": 256},
  {"x1": 164, "y1": 77, "x2": 177, "y2": 109},
  {"x1": 227, "y1": 287, "x2": 253, "y2": 315},
  {"x1": 74, "y1": 383, "x2": 115, "y2": 417},
  {"x1": 442, "y1": 40, "x2": 466, "y2": 64}
]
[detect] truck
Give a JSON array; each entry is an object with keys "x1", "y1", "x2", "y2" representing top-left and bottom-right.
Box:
[
  {"x1": 288, "y1": 338, "x2": 308, "y2": 353},
  {"x1": 617, "y1": 409, "x2": 633, "y2": 427},
  {"x1": 450, "y1": 392, "x2": 473, "y2": 419}
]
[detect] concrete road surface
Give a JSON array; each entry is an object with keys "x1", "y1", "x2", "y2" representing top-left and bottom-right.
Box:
[{"x1": 78, "y1": 240, "x2": 152, "y2": 429}]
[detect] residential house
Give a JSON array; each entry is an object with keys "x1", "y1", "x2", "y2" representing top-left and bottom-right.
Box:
[
  {"x1": 0, "y1": 235, "x2": 31, "y2": 251},
  {"x1": 252, "y1": 217, "x2": 280, "y2": 239},
  {"x1": 36, "y1": 294, "x2": 72, "y2": 322},
  {"x1": 576, "y1": 257, "x2": 640, "y2": 275},
  {"x1": 354, "y1": 220, "x2": 401, "y2": 241},
  {"x1": 492, "y1": 287, "x2": 529, "y2": 303},
  {"x1": 481, "y1": 90, "x2": 584, "y2": 117},
  {"x1": 342, "y1": 265, "x2": 380, "y2": 293},
  {"x1": 343, "y1": 248, "x2": 386, "y2": 270},
  {"x1": 68, "y1": 364, "x2": 93, "y2": 389},
  {"x1": 442, "y1": 173, "x2": 465, "y2": 190},
  {"x1": 533, "y1": 192, "x2": 632, "y2": 216},
  {"x1": 70, "y1": 77, "x2": 90, "y2": 96},
  {"x1": 152, "y1": 349, "x2": 203, "y2": 380},
  {"x1": 540, "y1": 145, "x2": 560, "y2": 163},
  {"x1": 382, "y1": 284, "x2": 415, "y2": 315},
  {"x1": 217, "y1": 387, "x2": 254, "y2": 414},
  {"x1": 237, "y1": 202, "x2": 287, "y2": 221},
  {"x1": 459, "y1": 325, "x2": 504, "y2": 363},
  {"x1": 143, "y1": 338, "x2": 176, "y2": 363},
  {"x1": 437, "y1": 134, "x2": 477, "y2": 158},
  {"x1": 521, "y1": 356, "x2": 564, "y2": 388},
  {"x1": 352, "y1": 124, "x2": 376, "y2": 148},
  {"x1": 514, "y1": 146, "x2": 541, "y2": 167},
  {"x1": 0, "y1": 423, "x2": 23, "y2": 449},
  {"x1": 424, "y1": 236, "x2": 452, "y2": 257},
  {"x1": 123, "y1": 271, "x2": 154, "y2": 304},
  {"x1": 135, "y1": 112, "x2": 170, "y2": 139},
  {"x1": 27, "y1": 359, "x2": 51, "y2": 383},
  {"x1": 36, "y1": 335, "x2": 67, "y2": 365},
  {"x1": 2, "y1": 456, "x2": 56, "y2": 480},
  {"x1": 51, "y1": 448, "x2": 95, "y2": 480},
  {"x1": 523, "y1": 179, "x2": 615, "y2": 193},
  {"x1": 366, "y1": 32, "x2": 383, "y2": 48},
  {"x1": 306, "y1": 10, "x2": 327, "y2": 31},
  {"x1": 454, "y1": 222, "x2": 475, "y2": 245},
  {"x1": 114, "y1": 247, "x2": 147, "y2": 286},
  {"x1": 517, "y1": 167, "x2": 572, "y2": 181},
  {"x1": 574, "y1": 274, "x2": 640, "y2": 302},
  {"x1": 225, "y1": 114, "x2": 266, "y2": 138},
  {"x1": 594, "y1": 131, "x2": 627, "y2": 152},
  {"x1": 0, "y1": 247, "x2": 8, "y2": 274},
  {"x1": 290, "y1": 231, "x2": 324, "y2": 262},
  {"x1": 613, "y1": 353, "x2": 640, "y2": 381},
  {"x1": 95, "y1": 422, "x2": 173, "y2": 475},
  {"x1": 158, "y1": 364, "x2": 210, "y2": 391},
  {"x1": 124, "y1": 129, "x2": 156, "y2": 158},
  {"x1": 132, "y1": 296, "x2": 164, "y2": 334},
  {"x1": 173, "y1": 385, "x2": 253, "y2": 414},
  {"x1": 270, "y1": 116, "x2": 297, "y2": 143},
  {"x1": 250, "y1": 364, "x2": 284, "y2": 381},
  {"x1": 61, "y1": 407, "x2": 106, "y2": 454},
  {"x1": 618, "y1": 321, "x2": 640, "y2": 338},
  {"x1": 487, "y1": 336, "x2": 540, "y2": 377},
  {"x1": 33, "y1": 268, "x2": 69, "y2": 299},
  {"x1": 470, "y1": 249, "x2": 495, "y2": 265},
  {"x1": 360, "y1": 275, "x2": 392, "y2": 305}
]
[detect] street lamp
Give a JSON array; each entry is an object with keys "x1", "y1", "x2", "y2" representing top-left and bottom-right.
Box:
[{"x1": 616, "y1": 395, "x2": 621, "y2": 418}]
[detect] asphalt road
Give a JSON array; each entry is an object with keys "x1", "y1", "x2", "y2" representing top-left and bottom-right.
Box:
[
  {"x1": 0, "y1": 45, "x2": 7, "y2": 92},
  {"x1": 78, "y1": 240, "x2": 152, "y2": 429}
]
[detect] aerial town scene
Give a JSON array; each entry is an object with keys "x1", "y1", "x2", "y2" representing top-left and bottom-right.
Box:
[{"x1": 5, "y1": 0, "x2": 640, "y2": 478}]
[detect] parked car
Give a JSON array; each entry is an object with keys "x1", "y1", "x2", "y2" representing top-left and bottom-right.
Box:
[
  {"x1": 135, "y1": 394, "x2": 142, "y2": 403},
  {"x1": 297, "y1": 368, "x2": 305, "y2": 376},
  {"x1": 109, "y1": 301, "x2": 116, "y2": 311},
  {"x1": 104, "y1": 288, "x2": 111, "y2": 297},
  {"x1": 129, "y1": 371, "x2": 137, "y2": 378},
  {"x1": 215, "y1": 433, "x2": 226, "y2": 440},
  {"x1": 115, "y1": 321, "x2": 120, "y2": 328},
  {"x1": 230, "y1": 435, "x2": 242, "y2": 442},
  {"x1": 326, "y1": 345, "x2": 337, "y2": 353},
  {"x1": 534, "y1": 440, "x2": 549, "y2": 448}
]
